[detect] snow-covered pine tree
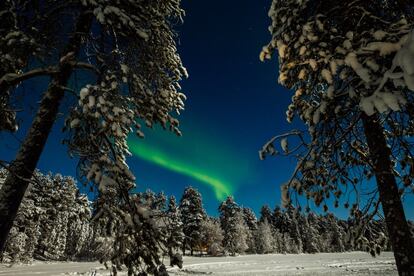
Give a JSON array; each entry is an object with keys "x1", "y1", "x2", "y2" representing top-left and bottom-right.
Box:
[
  {"x1": 255, "y1": 219, "x2": 274, "y2": 254},
  {"x1": 243, "y1": 207, "x2": 258, "y2": 231},
  {"x1": 259, "y1": 205, "x2": 274, "y2": 224},
  {"x1": 260, "y1": 0, "x2": 414, "y2": 273},
  {"x1": 219, "y1": 196, "x2": 249, "y2": 255},
  {"x1": 308, "y1": 212, "x2": 325, "y2": 251},
  {"x1": 272, "y1": 206, "x2": 290, "y2": 235},
  {"x1": 282, "y1": 232, "x2": 296, "y2": 254},
  {"x1": 200, "y1": 217, "x2": 224, "y2": 256},
  {"x1": 35, "y1": 173, "x2": 65, "y2": 259},
  {"x1": 166, "y1": 195, "x2": 184, "y2": 265},
  {"x1": 179, "y1": 187, "x2": 206, "y2": 256},
  {"x1": 64, "y1": 194, "x2": 92, "y2": 260},
  {"x1": 0, "y1": 169, "x2": 92, "y2": 262},
  {"x1": 298, "y1": 213, "x2": 319, "y2": 253},
  {"x1": 324, "y1": 214, "x2": 346, "y2": 253},
  {"x1": 0, "y1": 3, "x2": 187, "y2": 273},
  {"x1": 272, "y1": 229, "x2": 284, "y2": 253},
  {"x1": 285, "y1": 207, "x2": 303, "y2": 253},
  {"x1": 242, "y1": 207, "x2": 258, "y2": 253},
  {"x1": 154, "y1": 192, "x2": 167, "y2": 212}
]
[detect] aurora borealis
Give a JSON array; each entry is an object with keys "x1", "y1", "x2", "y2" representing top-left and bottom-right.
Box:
[{"x1": 128, "y1": 139, "x2": 233, "y2": 201}]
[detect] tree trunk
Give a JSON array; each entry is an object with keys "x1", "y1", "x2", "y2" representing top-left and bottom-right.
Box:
[
  {"x1": 0, "y1": 13, "x2": 93, "y2": 256},
  {"x1": 362, "y1": 113, "x2": 414, "y2": 276},
  {"x1": 182, "y1": 241, "x2": 186, "y2": 256}
]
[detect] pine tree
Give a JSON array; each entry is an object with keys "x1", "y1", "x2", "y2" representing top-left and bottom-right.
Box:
[
  {"x1": 298, "y1": 213, "x2": 319, "y2": 253},
  {"x1": 272, "y1": 229, "x2": 284, "y2": 253},
  {"x1": 286, "y1": 207, "x2": 303, "y2": 253},
  {"x1": 219, "y1": 196, "x2": 248, "y2": 255},
  {"x1": 255, "y1": 220, "x2": 274, "y2": 254},
  {"x1": 242, "y1": 207, "x2": 258, "y2": 253},
  {"x1": 0, "y1": 4, "x2": 187, "y2": 274},
  {"x1": 259, "y1": 205, "x2": 274, "y2": 224},
  {"x1": 166, "y1": 196, "x2": 183, "y2": 260},
  {"x1": 154, "y1": 192, "x2": 167, "y2": 211},
  {"x1": 65, "y1": 195, "x2": 92, "y2": 260},
  {"x1": 260, "y1": 0, "x2": 414, "y2": 273},
  {"x1": 308, "y1": 212, "x2": 324, "y2": 251},
  {"x1": 273, "y1": 206, "x2": 290, "y2": 234},
  {"x1": 200, "y1": 217, "x2": 224, "y2": 256},
  {"x1": 325, "y1": 214, "x2": 346, "y2": 253},
  {"x1": 0, "y1": 169, "x2": 92, "y2": 262},
  {"x1": 282, "y1": 233, "x2": 296, "y2": 254},
  {"x1": 179, "y1": 187, "x2": 206, "y2": 255}
]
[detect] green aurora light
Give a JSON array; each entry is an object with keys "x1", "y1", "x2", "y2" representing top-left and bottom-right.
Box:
[{"x1": 128, "y1": 139, "x2": 233, "y2": 201}]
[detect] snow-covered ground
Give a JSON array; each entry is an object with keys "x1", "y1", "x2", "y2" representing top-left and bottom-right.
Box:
[
  {"x1": 169, "y1": 252, "x2": 397, "y2": 275},
  {"x1": 0, "y1": 252, "x2": 397, "y2": 276}
]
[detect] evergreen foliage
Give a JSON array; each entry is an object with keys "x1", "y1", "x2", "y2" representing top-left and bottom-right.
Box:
[
  {"x1": 179, "y1": 187, "x2": 206, "y2": 255},
  {"x1": 0, "y1": 175, "x2": 402, "y2": 268}
]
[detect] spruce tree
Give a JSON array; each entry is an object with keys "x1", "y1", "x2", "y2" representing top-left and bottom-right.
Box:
[
  {"x1": 166, "y1": 196, "x2": 183, "y2": 262},
  {"x1": 255, "y1": 220, "x2": 274, "y2": 254},
  {"x1": 259, "y1": 205, "x2": 274, "y2": 224},
  {"x1": 298, "y1": 213, "x2": 319, "y2": 253},
  {"x1": 242, "y1": 207, "x2": 258, "y2": 253},
  {"x1": 179, "y1": 187, "x2": 206, "y2": 255},
  {"x1": 219, "y1": 196, "x2": 248, "y2": 255}
]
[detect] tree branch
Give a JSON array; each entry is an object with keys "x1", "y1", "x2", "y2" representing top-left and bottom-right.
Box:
[{"x1": 0, "y1": 67, "x2": 58, "y2": 96}]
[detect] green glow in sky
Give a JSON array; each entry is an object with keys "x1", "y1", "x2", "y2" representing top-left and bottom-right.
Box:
[{"x1": 128, "y1": 139, "x2": 233, "y2": 201}]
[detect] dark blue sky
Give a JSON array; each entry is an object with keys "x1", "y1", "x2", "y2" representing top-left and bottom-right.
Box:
[
  {"x1": 126, "y1": 0, "x2": 301, "y2": 216},
  {"x1": 1, "y1": 0, "x2": 413, "y2": 219}
]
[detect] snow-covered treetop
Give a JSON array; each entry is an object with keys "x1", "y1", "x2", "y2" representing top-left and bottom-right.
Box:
[
  {"x1": 261, "y1": 0, "x2": 413, "y2": 123},
  {"x1": 59, "y1": 0, "x2": 188, "y2": 205},
  {"x1": 0, "y1": 0, "x2": 187, "y2": 205}
]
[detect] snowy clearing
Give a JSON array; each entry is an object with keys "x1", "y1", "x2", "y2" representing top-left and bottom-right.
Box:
[{"x1": 0, "y1": 252, "x2": 397, "y2": 276}]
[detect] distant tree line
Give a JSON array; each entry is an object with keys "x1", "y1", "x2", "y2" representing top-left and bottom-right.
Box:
[{"x1": 1, "y1": 169, "x2": 413, "y2": 264}]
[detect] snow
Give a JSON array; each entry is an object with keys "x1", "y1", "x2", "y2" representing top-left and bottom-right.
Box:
[
  {"x1": 0, "y1": 252, "x2": 397, "y2": 275},
  {"x1": 393, "y1": 31, "x2": 414, "y2": 90},
  {"x1": 170, "y1": 253, "x2": 396, "y2": 275},
  {"x1": 281, "y1": 138, "x2": 288, "y2": 153},
  {"x1": 277, "y1": 40, "x2": 288, "y2": 58},
  {"x1": 87, "y1": 95, "x2": 95, "y2": 108},
  {"x1": 321, "y1": 69, "x2": 333, "y2": 84},
  {"x1": 360, "y1": 90, "x2": 407, "y2": 116},
  {"x1": 309, "y1": 59, "x2": 317, "y2": 71},
  {"x1": 363, "y1": 41, "x2": 402, "y2": 56},
  {"x1": 373, "y1": 30, "x2": 387, "y2": 40},
  {"x1": 344, "y1": 53, "x2": 371, "y2": 83},
  {"x1": 79, "y1": 88, "x2": 89, "y2": 100}
]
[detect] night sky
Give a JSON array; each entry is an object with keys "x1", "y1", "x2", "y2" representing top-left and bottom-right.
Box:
[{"x1": 1, "y1": 0, "x2": 413, "y2": 219}]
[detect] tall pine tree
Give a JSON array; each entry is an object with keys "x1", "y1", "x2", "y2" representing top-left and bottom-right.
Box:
[{"x1": 179, "y1": 187, "x2": 206, "y2": 255}]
